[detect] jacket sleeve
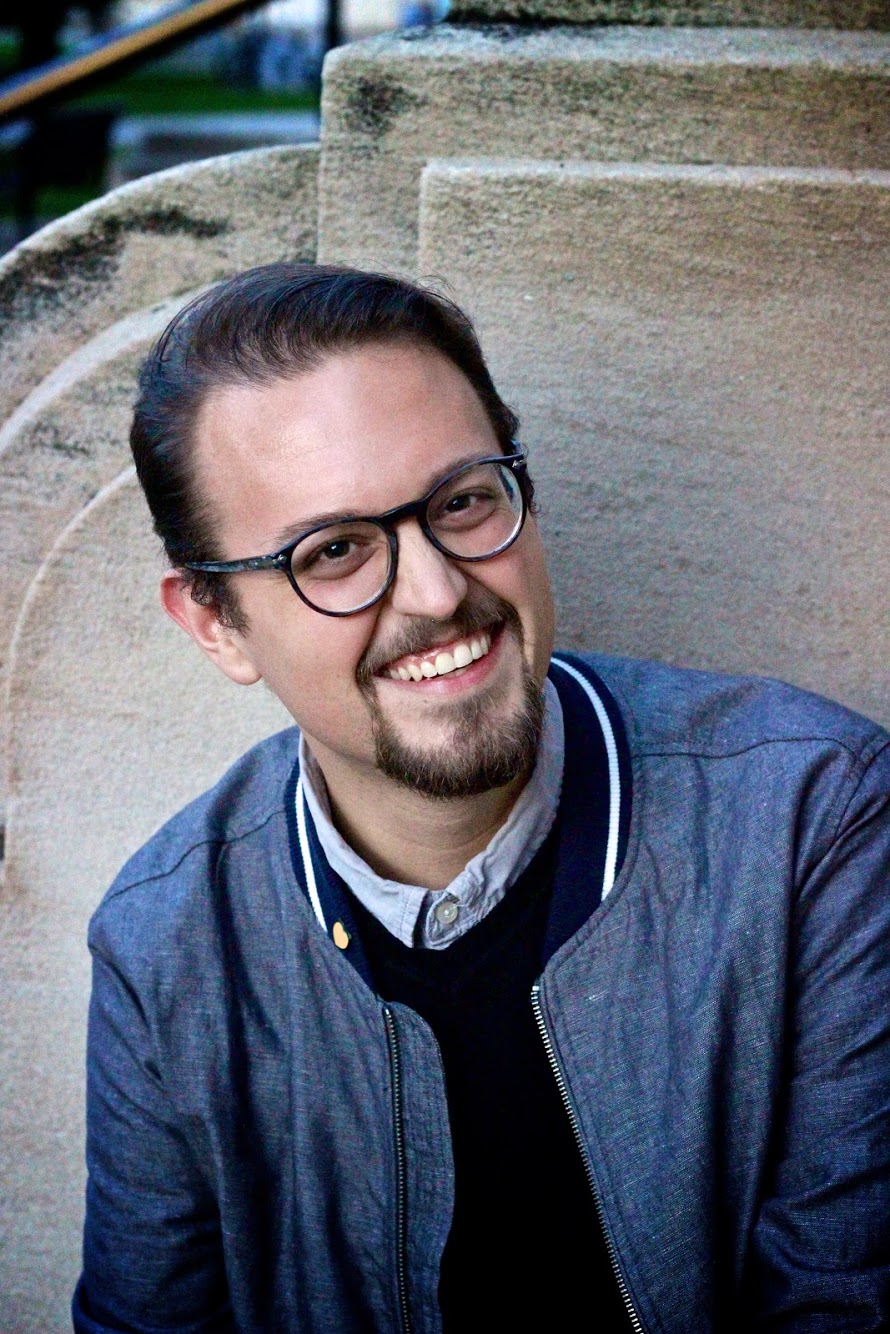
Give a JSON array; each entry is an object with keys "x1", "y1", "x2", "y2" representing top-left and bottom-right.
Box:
[
  {"x1": 73, "y1": 921, "x2": 234, "y2": 1334},
  {"x1": 749, "y1": 736, "x2": 890, "y2": 1331}
]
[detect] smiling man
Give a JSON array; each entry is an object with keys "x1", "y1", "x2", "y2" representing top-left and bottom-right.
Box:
[{"x1": 74, "y1": 264, "x2": 890, "y2": 1334}]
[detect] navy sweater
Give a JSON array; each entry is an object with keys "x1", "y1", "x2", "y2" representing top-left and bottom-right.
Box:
[{"x1": 349, "y1": 822, "x2": 634, "y2": 1331}]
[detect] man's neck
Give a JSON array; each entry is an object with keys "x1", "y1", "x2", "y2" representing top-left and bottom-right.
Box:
[{"x1": 303, "y1": 743, "x2": 530, "y2": 891}]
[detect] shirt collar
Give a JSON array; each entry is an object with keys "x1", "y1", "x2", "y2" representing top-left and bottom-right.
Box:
[{"x1": 298, "y1": 679, "x2": 565, "y2": 948}]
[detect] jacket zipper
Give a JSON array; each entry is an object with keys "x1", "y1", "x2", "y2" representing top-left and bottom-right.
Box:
[
  {"x1": 530, "y1": 983, "x2": 645, "y2": 1334},
  {"x1": 383, "y1": 1005, "x2": 412, "y2": 1334}
]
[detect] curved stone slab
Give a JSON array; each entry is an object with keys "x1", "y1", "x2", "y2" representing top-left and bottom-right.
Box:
[
  {"x1": 0, "y1": 297, "x2": 198, "y2": 824},
  {"x1": 419, "y1": 159, "x2": 890, "y2": 725},
  {"x1": 1, "y1": 470, "x2": 291, "y2": 1332},
  {"x1": 319, "y1": 25, "x2": 890, "y2": 274},
  {"x1": 0, "y1": 142, "x2": 319, "y2": 423}
]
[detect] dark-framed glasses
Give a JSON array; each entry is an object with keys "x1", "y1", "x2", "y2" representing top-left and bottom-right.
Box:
[{"x1": 185, "y1": 450, "x2": 531, "y2": 617}]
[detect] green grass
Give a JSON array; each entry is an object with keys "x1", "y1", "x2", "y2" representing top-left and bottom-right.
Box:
[
  {"x1": 0, "y1": 29, "x2": 18, "y2": 76},
  {"x1": 0, "y1": 27, "x2": 319, "y2": 115},
  {"x1": 71, "y1": 70, "x2": 318, "y2": 116},
  {"x1": 32, "y1": 184, "x2": 99, "y2": 215}
]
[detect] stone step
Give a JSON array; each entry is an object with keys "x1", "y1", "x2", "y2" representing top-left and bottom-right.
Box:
[
  {"x1": 0, "y1": 140, "x2": 318, "y2": 1319},
  {"x1": 418, "y1": 158, "x2": 890, "y2": 726},
  {"x1": 448, "y1": 0, "x2": 890, "y2": 29},
  {"x1": 318, "y1": 24, "x2": 890, "y2": 272},
  {"x1": 0, "y1": 299, "x2": 186, "y2": 828},
  {"x1": 0, "y1": 142, "x2": 319, "y2": 425}
]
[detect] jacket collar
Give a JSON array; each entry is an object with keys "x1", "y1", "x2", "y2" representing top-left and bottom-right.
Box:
[
  {"x1": 543, "y1": 654, "x2": 633, "y2": 965},
  {"x1": 285, "y1": 653, "x2": 632, "y2": 984}
]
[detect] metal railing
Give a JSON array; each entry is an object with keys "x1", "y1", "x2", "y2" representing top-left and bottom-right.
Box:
[{"x1": 0, "y1": 0, "x2": 284, "y2": 125}]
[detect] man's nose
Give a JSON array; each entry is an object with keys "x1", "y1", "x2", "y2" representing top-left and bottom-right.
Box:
[{"x1": 387, "y1": 519, "x2": 469, "y2": 619}]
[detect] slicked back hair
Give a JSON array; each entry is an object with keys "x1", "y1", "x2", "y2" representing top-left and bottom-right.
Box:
[{"x1": 130, "y1": 262, "x2": 521, "y2": 629}]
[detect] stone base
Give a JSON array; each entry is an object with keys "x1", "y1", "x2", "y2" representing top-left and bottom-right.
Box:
[
  {"x1": 319, "y1": 25, "x2": 890, "y2": 273},
  {"x1": 420, "y1": 159, "x2": 890, "y2": 725}
]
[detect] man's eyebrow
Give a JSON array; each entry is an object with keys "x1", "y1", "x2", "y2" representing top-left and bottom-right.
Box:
[
  {"x1": 267, "y1": 450, "x2": 503, "y2": 551},
  {"x1": 270, "y1": 509, "x2": 362, "y2": 549}
]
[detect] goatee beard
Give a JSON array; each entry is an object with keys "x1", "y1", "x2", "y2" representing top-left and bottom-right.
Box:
[{"x1": 356, "y1": 595, "x2": 544, "y2": 802}]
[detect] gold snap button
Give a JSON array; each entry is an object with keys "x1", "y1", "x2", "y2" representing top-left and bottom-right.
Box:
[{"x1": 332, "y1": 921, "x2": 351, "y2": 950}]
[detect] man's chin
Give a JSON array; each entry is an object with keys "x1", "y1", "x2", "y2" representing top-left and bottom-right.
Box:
[{"x1": 368, "y1": 668, "x2": 544, "y2": 802}]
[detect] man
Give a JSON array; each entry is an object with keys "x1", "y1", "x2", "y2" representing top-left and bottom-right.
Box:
[{"x1": 74, "y1": 263, "x2": 890, "y2": 1334}]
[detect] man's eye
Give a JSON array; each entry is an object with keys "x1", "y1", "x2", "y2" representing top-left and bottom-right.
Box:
[
  {"x1": 299, "y1": 539, "x2": 359, "y2": 571},
  {"x1": 292, "y1": 530, "x2": 381, "y2": 581},
  {"x1": 437, "y1": 488, "x2": 497, "y2": 524},
  {"x1": 318, "y1": 540, "x2": 353, "y2": 562}
]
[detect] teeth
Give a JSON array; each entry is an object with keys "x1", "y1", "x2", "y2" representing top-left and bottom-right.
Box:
[{"x1": 385, "y1": 632, "x2": 493, "y2": 681}]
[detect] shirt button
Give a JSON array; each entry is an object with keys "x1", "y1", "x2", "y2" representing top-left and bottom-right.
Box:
[{"x1": 435, "y1": 899, "x2": 459, "y2": 926}]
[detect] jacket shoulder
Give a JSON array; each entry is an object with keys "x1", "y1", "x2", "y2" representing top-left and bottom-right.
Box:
[
  {"x1": 575, "y1": 653, "x2": 888, "y2": 762},
  {"x1": 89, "y1": 726, "x2": 301, "y2": 952}
]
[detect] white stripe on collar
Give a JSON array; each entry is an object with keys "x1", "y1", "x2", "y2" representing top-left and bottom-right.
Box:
[
  {"x1": 295, "y1": 774, "x2": 327, "y2": 932},
  {"x1": 549, "y1": 656, "x2": 621, "y2": 899}
]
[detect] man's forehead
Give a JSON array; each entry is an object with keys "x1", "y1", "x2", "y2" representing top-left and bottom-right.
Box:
[
  {"x1": 196, "y1": 340, "x2": 488, "y2": 449},
  {"x1": 191, "y1": 341, "x2": 499, "y2": 546}
]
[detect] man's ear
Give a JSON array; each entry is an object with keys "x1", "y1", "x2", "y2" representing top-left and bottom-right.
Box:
[{"x1": 160, "y1": 570, "x2": 262, "y2": 686}]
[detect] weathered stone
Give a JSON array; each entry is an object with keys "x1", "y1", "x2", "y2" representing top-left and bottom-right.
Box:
[
  {"x1": 419, "y1": 159, "x2": 890, "y2": 725},
  {"x1": 318, "y1": 26, "x2": 890, "y2": 273},
  {"x1": 448, "y1": 1, "x2": 890, "y2": 30},
  {"x1": 1, "y1": 471, "x2": 291, "y2": 1330},
  {"x1": 0, "y1": 298, "x2": 193, "y2": 826},
  {"x1": 0, "y1": 141, "x2": 317, "y2": 826},
  {"x1": 0, "y1": 112, "x2": 317, "y2": 1334},
  {"x1": 0, "y1": 142, "x2": 319, "y2": 424}
]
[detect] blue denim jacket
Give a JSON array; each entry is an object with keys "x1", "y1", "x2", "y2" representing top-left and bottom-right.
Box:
[{"x1": 74, "y1": 654, "x2": 890, "y2": 1333}]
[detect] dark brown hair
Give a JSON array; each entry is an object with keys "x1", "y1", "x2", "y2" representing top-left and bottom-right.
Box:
[{"x1": 131, "y1": 262, "x2": 521, "y2": 627}]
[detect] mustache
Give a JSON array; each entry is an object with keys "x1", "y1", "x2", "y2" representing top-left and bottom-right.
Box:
[{"x1": 357, "y1": 590, "x2": 522, "y2": 684}]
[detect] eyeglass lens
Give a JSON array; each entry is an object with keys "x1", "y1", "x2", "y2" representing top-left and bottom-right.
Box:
[{"x1": 289, "y1": 460, "x2": 524, "y2": 614}]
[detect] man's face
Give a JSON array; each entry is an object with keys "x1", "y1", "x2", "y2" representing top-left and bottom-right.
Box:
[{"x1": 191, "y1": 340, "x2": 555, "y2": 797}]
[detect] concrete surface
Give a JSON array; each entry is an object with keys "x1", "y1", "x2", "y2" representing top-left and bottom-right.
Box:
[
  {"x1": 448, "y1": 0, "x2": 890, "y2": 28},
  {"x1": 1, "y1": 470, "x2": 291, "y2": 1334},
  {"x1": 0, "y1": 299, "x2": 195, "y2": 829},
  {"x1": 0, "y1": 142, "x2": 319, "y2": 424},
  {"x1": 0, "y1": 139, "x2": 318, "y2": 824},
  {"x1": 419, "y1": 158, "x2": 890, "y2": 725},
  {"x1": 318, "y1": 25, "x2": 890, "y2": 273}
]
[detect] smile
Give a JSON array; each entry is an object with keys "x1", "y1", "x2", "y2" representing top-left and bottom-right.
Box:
[{"x1": 383, "y1": 631, "x2": 493, "y2": 682}]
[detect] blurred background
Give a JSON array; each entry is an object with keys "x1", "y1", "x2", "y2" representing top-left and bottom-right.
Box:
[{"x1": 0, "y1": 0, "x2": 447, "y2": 254}]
